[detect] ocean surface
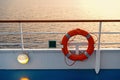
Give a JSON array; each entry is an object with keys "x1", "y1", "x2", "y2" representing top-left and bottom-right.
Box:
[{"x1": 0, "y1": 7, "x2": 120, "y2": 49}]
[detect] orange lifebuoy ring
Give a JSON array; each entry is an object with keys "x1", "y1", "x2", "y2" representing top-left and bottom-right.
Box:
[{"x1": 61, "y1": 28, "x2": 95, "y2": 61}]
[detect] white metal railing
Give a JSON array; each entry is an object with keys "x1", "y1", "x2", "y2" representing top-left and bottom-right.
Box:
[
  {"x1": 0, "y1": 20, "x2": 120, "y2": 74},
  {"x1": 0, "y1": 20, "x2": 120, "y2": 48},
  {"x1": 0, "y1": 20, "x2": 120, "y2": 49}
]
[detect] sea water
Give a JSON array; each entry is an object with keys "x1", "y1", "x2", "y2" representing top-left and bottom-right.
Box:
[{"x1": 0, "y1": 7, "x2": 120, "y2": 48}]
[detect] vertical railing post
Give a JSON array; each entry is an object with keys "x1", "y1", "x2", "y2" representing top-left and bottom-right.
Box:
[
  {"x1": 95, "y1": 22, "x2": 102, "y2": 74},
  {"x1": 19, "y1": 22, "x2": 24, "y2": 50}
]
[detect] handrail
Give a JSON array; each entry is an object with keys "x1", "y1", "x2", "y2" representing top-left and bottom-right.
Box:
[
  {"x1": 0, "y1": 19, "x2": 120, "y2": 47},
  {"x1": 0, "y1": 19, "x2": 120, "y2": 23},
  {"x1": 21, "y1": 32, "x2": 120, "y2": 34}
]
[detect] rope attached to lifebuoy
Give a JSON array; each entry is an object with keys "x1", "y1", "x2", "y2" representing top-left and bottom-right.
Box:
[{"x1": 61, "y1": 28, "x2": 95, "y2": 61}]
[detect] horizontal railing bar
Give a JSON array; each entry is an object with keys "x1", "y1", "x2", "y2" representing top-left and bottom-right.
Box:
[
  {"x1": 23, "y1": 32, "x2": 65, "y2": 34},
  {"x1": 0, "y1": 20, "x2": 120, "y2": 23},
  {"x1": 0, "y1": 32, "x2": 120, "y2": 35},
  {"x1": 23, "y1": 43, "x2": 48, "y2": 45},
  {"x1": 100, "y1": 42, "x2": 120, "y2": 45},
  {"x1": 0, "y1": 42, "x2": 120, "y2": 46},
  {"x1": 0, "y1": 43, "x2": 21, "y2": 45},
  {"x1": 0, "y1": 48, "x2": 119, "y2": 51},
  {"x1": 91, "y1": 32, "x2": 120, "y2": 34},
  {"x1": 69, "y1": 42, "x2": 120, "y2": 45},
  {"x1": 0, "y1": 32, "x2": 20, "y2": 35},
  {"x1": 24, "y1": 32, "x2": 120, "y2": 34},
  {"x1": 0, "y1": 32, "x2": 64, "y2": 35},
  {"x1": 0, "y1": 43, "x2": 47, "y2": 46}
]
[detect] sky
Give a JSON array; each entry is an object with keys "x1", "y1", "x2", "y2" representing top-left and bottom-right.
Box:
[
  {"x1": 0, "y1": 0, "x2": 80, "y2": 7},
  {"x1": 0, "y1": 0, "x2": 120, "y2": 19},
  {"x1": 0, "y1": 0, "x2": 120, "y2": 8}
]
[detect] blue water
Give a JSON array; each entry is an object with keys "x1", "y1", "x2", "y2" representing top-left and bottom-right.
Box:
[{"x1": 0, "y1": 69, "x2": 119, "y2": 80}]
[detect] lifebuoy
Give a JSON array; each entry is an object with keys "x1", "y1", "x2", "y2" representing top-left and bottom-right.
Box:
[{"x1": 61, "y1": 28, "x2": 95, "y2": 61}]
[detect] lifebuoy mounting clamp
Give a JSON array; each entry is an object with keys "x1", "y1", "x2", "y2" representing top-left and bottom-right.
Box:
[{"x1": 61, "y1": 28, "x2": 95, "y2": 61}]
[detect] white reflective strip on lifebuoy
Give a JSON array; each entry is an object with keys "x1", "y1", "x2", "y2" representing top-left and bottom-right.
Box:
[
  {"x1": 86, "y1": 34, "x2": 91, "y2": 39},
  {"x1": 84, "y1": 51, "x2": 90, "y2": 58},
  {"x1": 66, "y1": 53, "x2": 71, "y2": 58},
  {"x1": 65, "y1": 33, "x2": 71, "y2": 39}
]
